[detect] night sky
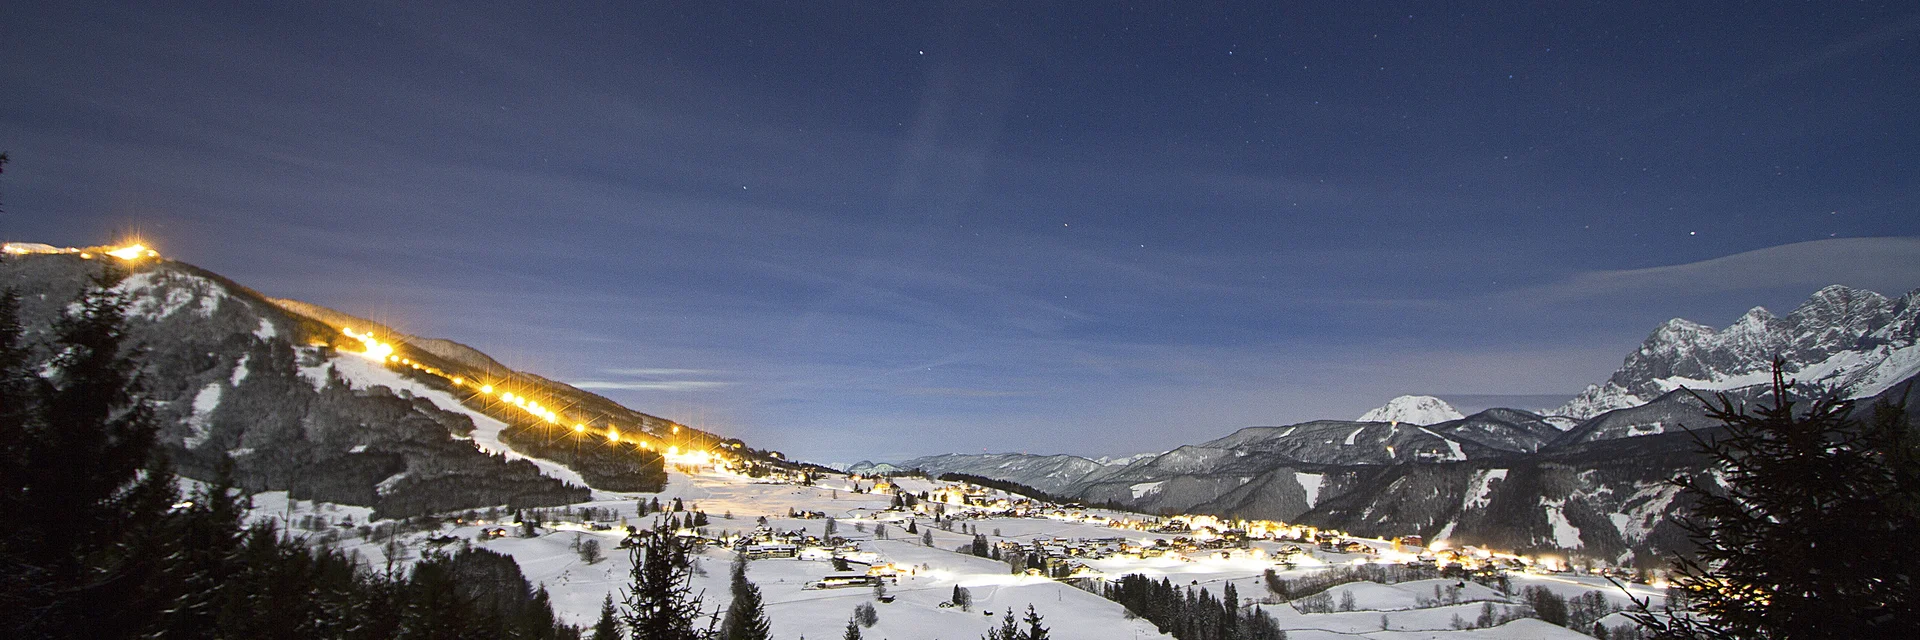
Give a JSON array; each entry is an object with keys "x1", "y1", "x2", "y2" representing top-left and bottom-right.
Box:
[{"x1": 4, "y1": 2, "x2": 1918, "y2": 462}]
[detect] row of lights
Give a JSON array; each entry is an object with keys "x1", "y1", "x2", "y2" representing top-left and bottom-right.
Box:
[
  {"x1": 336, "y1": 326, "x2": 714, "y2": 461},
  {"x1": 3, "y1": 241, "x2": 160, "y2": 262}
]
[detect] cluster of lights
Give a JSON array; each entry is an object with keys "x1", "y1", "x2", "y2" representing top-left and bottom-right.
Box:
[
  {"x1": 340, "y1": 327, "x2": 395, "y2": 362},
  {"x1": 499, "y1": 390, "x2": 562, "y2": 425},
  {"x1": 1098, "y1": 511, "x2": 1601, "y2": 579}
]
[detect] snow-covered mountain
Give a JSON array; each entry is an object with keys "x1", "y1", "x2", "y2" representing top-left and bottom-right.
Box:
[
  {"x1": 1358, "y1": 395, "x2": 1466, "y2": 425},
  {"x1": 0, "y1": 250, "x2": 775, "y2": 516},
  {"x1": 1556, "y1": 285, "x2": 1920, "y2": 419}
]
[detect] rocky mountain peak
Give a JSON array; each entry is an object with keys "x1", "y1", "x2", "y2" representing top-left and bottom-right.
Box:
[
  {"x1": 1729, "y1": 306, "x2": 1777, "y2": 333},
  {"x1": 1557, "y1": 284, "x2": 1920, "y2": 419},
  {"x1": 1782, "y1": 285, "x2": 1891, "y2": 359}
]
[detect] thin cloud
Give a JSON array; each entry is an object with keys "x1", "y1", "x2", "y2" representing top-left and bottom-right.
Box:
[
  {"x1": 899, "y1": 386, "x2": 1035, "y2": 399},
  {"x1": 1504, "y1": 237, "x2": 1920, "y2": 304},
  {"x1": 567, "y1": 380, "x2": 732, "y2": 391},
  {"x1": 602, "y1": 367, "x2": 719, "y2": 376}
]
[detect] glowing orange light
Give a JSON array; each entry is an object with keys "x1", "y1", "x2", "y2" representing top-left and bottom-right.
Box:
[
  {"x1": 340, "y1": 327, "x2": 395, "y2": 362},
  {"x1": 480, "y1": 384, "x2": 494, "y2": 394},
  {"x1": 106, "y1": 244, "x2": 151, "y2": 261}
]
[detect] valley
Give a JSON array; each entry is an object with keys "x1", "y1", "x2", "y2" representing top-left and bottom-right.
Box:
[
  {"x1": 263, "y1": 459, "x2": 1645, "y2": 639},
  {"x1": 3, "y1": 244, "x2": 1913, "y2": 638}
]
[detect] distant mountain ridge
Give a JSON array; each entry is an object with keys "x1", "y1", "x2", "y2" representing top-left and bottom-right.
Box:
[
  {"x1": 888, "y1": 284, "x2": 1920, "y2": 565},
  {"x1": 864, "y1": 453, "x2": 1107, "y2": 495},
  {"x1": 1556, "y1": 284, "x2": 1920, "y2": 419}
]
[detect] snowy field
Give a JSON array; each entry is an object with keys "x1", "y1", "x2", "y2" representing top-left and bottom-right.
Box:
[{"x1": 250, "y1": 463, "x2": 1647, "y2": 639}]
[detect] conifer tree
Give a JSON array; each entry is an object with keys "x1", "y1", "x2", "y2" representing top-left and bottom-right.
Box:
[
  {"x1": 1626, "y1": 364, "x2": 1920, "y2": 638},
  {"x1": 0, "y1": 291, "x2": 34, "y2": 618},
  {"x1": 720, "y1": 552, "x2": 772, "y2": 640},
  {"x1": 400, "y1": 549, "x2": 489, "y2": 638},
  {"x1": 592, "y1": 593, "x2": 624, "y2": 640},
  {"x1": 841, "y1": 612, "x2": 863, "y2": 640},
  {"x1": 1020, "y1": 605, "x2": 1049, "y2": 640},
  {"x1": 0, "y1": 272, "x2": 177, "y2": 637},
  {"x1": 983, "y1": 608, "x2": 1021, "y2": 640},
  {"x1": 623, "y1": 520, "x2": 715, "y2": 640},
  {"x1": 154, "y1": 459, "x2": 250, "y2": 639}
]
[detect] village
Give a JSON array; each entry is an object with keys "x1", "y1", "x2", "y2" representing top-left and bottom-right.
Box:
[{"x1": 247, "y1": 441, "x2": 1670, "y2": 640}]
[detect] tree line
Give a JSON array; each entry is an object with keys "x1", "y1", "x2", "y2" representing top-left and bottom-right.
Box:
[{"x1": 1101, "y1": 574, "x2": 1286, "y2": 640}]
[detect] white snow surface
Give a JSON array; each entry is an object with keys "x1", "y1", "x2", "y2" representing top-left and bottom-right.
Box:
[
  {"x1": 1543, "y1": 500, "x2": 1582, "y2": 549},
  {"x1": 1255, "y1": 577, "x2": 1596, "y2": 638},
  {"x1": 229, "y1": 354, "x2": 250, "y2": 386},
  {"x1": 1129, "y1": 481, "x2": 1165, "y2": 499},
  {"x1": 1296, "y1": 472, "x2": 1324, "y2": 507},
  {"x1": 112, "y1": 270, "x2": 229, "y2": 320},
  {"x1": 1417, "y1": 427, "x2": 1467, "y2": 461},
  {"x1": 182, "y1": 383, "x2": 222, "y2": 449},
  {"x1": 1358, "y1": 395, "x2": 1466, "y2": 425},
  {"x1": 1463, "y1": 469, "x2": 1507, "y2": 511}
]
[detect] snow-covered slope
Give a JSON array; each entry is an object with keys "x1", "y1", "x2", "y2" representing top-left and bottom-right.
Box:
[
  {"x1": 1359, "y1": 395, "x2": 1465, "y2": 425},
  {"x1": 1557, "y1": 285, "x2": 1920, "y2": 419},
  {"x1": 1, "y1": 253, "x2": 597, "y2": 517}
]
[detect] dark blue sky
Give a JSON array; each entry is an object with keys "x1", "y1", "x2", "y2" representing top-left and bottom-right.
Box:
[{"x1": 5, "y1": 2, "x2": 1918, "y2": 461}]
